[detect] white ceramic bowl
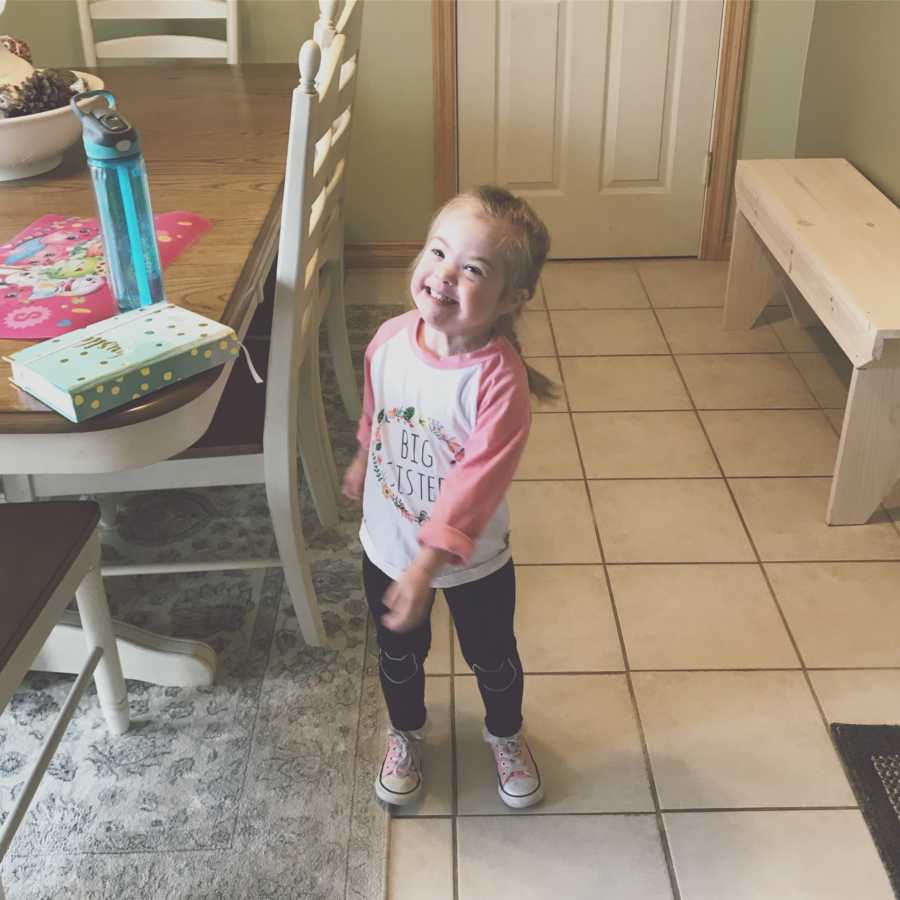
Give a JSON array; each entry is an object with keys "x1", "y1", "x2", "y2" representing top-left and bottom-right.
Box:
[{"x1": 0, "y1": 71, "x2": 104, "y2": 182}]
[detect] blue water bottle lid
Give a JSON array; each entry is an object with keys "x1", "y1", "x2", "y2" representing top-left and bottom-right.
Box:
[{"x1": 70, "y1": 90, "x2": 142, "y2": 161}]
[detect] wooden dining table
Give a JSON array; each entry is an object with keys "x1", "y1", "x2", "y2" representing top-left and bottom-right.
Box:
[{"x1": 0, "y1": 64, "x2": 299, "y2": 686}]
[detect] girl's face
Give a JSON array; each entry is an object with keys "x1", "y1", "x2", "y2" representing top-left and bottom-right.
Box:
[{"x1": 410, "y1": 203, "x2": 518, "y2": 352}]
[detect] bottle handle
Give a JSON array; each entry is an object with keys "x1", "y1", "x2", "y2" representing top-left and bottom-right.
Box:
[{"x1": 70, "y1": 89, "x2": 117, "y2": 120}]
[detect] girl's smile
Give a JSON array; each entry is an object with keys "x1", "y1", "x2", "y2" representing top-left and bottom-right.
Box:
[
  {"x1": 423, "y1": 285, "x2": 457, "y2": 307},
  {"x1": 410, "y1": 202, "x2": 518, "y2": 357}
]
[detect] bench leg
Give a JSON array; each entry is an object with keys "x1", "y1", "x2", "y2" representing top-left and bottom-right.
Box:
[
  {"x1": 827, "y1": 342, "x2": 900, "y2": 525},
  {"x1": 781, "y1": 278, "x2": 819, "y2": 327},
  {"x1": 723, "y1": 210, "x2": 783, "y2": 331},
  {"x1": 75, "y1": 533, "x2": 130, "y2": 736}
]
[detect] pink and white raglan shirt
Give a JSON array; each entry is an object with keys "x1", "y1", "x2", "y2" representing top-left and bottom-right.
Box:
[{"x1": 357, "y1": 310, "x2": 532, "y2": 588}]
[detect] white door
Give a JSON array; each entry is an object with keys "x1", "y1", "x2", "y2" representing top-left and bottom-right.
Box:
[{"x1": 457, "y1": 0, "x2": 723, "y2": 258}]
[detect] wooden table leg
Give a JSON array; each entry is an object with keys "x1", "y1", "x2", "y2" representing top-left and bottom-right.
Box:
[
  {"x1": 723, "y1": 209, "x2": 783, "y2": 331},
  {"x1": 828, "y1": 342, "x2": 900, "y2": 524}
]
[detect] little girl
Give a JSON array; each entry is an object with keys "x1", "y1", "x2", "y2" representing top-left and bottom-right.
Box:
[{"x1": 342, "y1": 185, "x2": 553, "y2": 809}]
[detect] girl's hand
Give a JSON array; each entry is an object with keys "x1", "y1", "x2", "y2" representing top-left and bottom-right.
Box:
[
  {"x1": 381, "y1": 565, "x2": 434, "y2": 633},
  {"x1": 342, "y1": 447, "x2": 367, "y2": 502},
  {"x1": 381, "y1": 546, "x2": 455, "y2": 633}
]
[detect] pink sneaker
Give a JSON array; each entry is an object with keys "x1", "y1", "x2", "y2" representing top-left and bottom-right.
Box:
[
  {"x1": 375, "y1": 726, "x2": 425, "y2": 806},
  {"x1": 483, "y1": 725, "x2": 544, "y2": 809}
]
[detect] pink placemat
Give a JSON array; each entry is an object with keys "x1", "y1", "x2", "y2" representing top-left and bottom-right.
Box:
[{"x1": 0, "y1": 212, "x2": 211, "y2": 339}]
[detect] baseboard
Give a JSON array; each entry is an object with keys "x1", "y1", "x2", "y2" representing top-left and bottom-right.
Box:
[{"x1": 346, "y1": 242, "x2": 419, "y2": 268}]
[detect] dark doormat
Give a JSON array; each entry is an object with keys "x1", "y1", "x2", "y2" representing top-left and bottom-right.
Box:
[{"x1": 832, "y1": 723, "x2": 900, "y2": 899}]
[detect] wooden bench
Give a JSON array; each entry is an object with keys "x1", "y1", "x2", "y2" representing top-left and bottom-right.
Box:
[{"x1": 723, "y1": 158, "x2": 900, "y2": 525}]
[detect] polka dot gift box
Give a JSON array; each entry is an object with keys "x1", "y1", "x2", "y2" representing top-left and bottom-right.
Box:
[{"x1": 3, "y1": 302, "x2": 238, "y2": 422}]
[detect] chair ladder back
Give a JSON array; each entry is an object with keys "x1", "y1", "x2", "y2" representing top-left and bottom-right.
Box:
[
  {"x1": 273, "y1": 50, "x2": 320, "y2": 354},
  {"x1": 327, "y1": 0, "x2": 364, "y2": 214},
  {"x1": 270, "y1": 37, "x2": 347, "y2": 352},
  {"x1": 76, "y1": 0, "x2": 238, "y2": 66},
  {"x1": 335, "y1": 0, "x2": 364, "y2": 62},
  {"x1": 314, "y1": 0, "x2": 340, "y2": 49},
  {"x1": 304, "y1": 35, "x2": 350, "y2": 252}
]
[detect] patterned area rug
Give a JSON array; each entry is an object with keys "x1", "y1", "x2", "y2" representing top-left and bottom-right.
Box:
[
  {"x1": 0, "y1": 303, "x2": 407, "y2": 900},
  {"x1": 832, "y1": 723, "x2": 900, "y2": 899}
]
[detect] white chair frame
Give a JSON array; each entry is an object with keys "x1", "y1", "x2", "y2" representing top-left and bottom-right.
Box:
[
  {"x1": 0, "y1": 514, "x2": 129, "y2": 900},
  {"x1": 76, "y1": 0, "x2": 239, "y2": 66},
  {"x1": 3, "y1": 13, "x2": 364, "y2": 684},
  {"x1": 309, "y1": 0, "x2": 365, "y2": 431}
]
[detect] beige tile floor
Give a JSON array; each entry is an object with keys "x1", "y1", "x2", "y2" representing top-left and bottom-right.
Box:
[{"x1": 352, "y1": 260, "x2": 900, "y2": 900}]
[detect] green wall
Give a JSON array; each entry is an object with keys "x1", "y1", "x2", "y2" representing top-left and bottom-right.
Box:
[
  {"x1": 8, "y1": 0, "x2": 860, "y2": 246},
  {"x1": 796, "y1": 0, "x2": 900, "y2": 205},
  {"x1": 0, "y1": 0, "x2": 434, "y2": 243},
  {"x1": 735, "y1": 0, "x2": 815, "y2": 161}
]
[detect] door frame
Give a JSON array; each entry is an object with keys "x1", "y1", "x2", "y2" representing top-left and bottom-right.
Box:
[{"x1": 432, "y1": 0, "x2": 750, "y2": 261}]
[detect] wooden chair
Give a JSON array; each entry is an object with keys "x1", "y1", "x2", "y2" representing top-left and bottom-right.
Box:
[
  {"x1": 249, "y1": 0, "x2": 363, "y2": 433},
  {"x1": 0, "y1": 501, "x2": 129, "y2": 899},
  {"x1": 76, "y1": 0, "x2": 239, "y2": 66},
  {"x1": 19, "y1": 27, "x2": 362, "y2": 654}
]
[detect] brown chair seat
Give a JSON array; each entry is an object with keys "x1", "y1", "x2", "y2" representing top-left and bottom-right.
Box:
[
  {"x1": 0, "y1": 501, "x2": 100, "y2": 672},
  {"x1": 177, "y1": 338, "x2": 270, "y2": 458}
]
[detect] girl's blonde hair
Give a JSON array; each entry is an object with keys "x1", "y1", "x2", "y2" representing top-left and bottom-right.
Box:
[{"x1": 418, "y1": 185, "x2": 557, "y2": 400}]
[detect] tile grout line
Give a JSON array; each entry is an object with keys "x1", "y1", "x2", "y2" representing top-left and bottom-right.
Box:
[
  {"x1": 532, "y1": 404, "x2": 836, "y2": 412},
  {"x1": 742, "y1": 310, "x2": 866, "y2": 744},
  {"x1": 558, "y1": 264, "x2": 685, "y2": 900},
  {"x1": 448, "y1": 596, "x2": 460, "y2": 900},
  {"x1": 513, "y1": 558, "x2": 900, "y2": 566},
  {"x1": 450, "y1": 665, "x2": 900, "y2": 675},
  {"x1": 447, "y1": 803, "x2": 861, "y2": 819},
  {"x1": 514, "y1": 473, "x2": 870, "y2": 482},
  {"x1": 638, "y1": 268, "x2": 862, "y2": 816}
]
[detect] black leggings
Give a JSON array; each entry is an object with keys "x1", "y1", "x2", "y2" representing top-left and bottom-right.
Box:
[{"x1": 363, "y1": 553, "x2": 524, "y2": 738}]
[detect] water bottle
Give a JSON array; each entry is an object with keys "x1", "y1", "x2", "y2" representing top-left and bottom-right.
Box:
[{"x1": 70, "y1": 90, "x2": 165, "y2": 311}]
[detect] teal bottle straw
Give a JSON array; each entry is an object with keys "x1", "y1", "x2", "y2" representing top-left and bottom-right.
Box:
[{"x1": 71, "y1": 90, "x2": 165, "y2": 312}]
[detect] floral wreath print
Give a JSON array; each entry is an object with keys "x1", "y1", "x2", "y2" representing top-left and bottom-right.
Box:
[{"x1": 371, "y1": 406, "x2": 465, "y2": 525}]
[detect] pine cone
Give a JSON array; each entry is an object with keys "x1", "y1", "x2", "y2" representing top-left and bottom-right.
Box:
[
  {"x1": 0, "y1": 69, "x2": 72, "y2": 117},
  {"x1": 43, "y1": 68, "x2": 80, "y2": 91},
  {"x1": 0, "y1": 35, "x2": 33, "y2": 64}
]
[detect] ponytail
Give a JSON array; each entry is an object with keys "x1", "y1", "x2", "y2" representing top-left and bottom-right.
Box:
[{"x1": 494, "y1": 313, "x2": 559, "y2": 403}]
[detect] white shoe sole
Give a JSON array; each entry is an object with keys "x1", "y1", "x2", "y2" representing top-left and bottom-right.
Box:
[
  {"x1": 375, "y1": 774, "x2": 422, "y2": 807},
  {"x1": 497, "y1": 780, "x2": 544, "y2": 809}
]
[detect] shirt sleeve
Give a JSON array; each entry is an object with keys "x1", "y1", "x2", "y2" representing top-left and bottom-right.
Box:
[
  {"x1": 417, "y1": 355, "x2": 531, "y2": 565},
  {"x1": 356, "y1": 338, "x2": 376, "y2": 450},
  {"x1": 356, "y1": 312, "x2": 413, "y2": 450}
]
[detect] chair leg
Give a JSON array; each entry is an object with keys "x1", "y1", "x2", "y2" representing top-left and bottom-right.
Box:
[
  {"x1": 312, "y1": 344, "x2": 342, "y2": 500},
  {"x1": 297, "y1": 352, "x2": 340, "y2": 528},
  {"x1": 94, "y1": 494, "x2": 119, "y2": 529},
  {"x1": 263, "y1": 411, "x2": 327, "y2": 648},
  {"x1": 325, "y1": 243, "x2": 362, "y2": 422},
  {"x1": 74, "y1": 532, "x2": 129, "y2": 736}
]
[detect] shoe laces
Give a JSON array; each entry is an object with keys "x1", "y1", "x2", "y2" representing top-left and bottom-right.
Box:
[
  {"x1": 490, "y1": 733, "x2": 533, "y2": 782},
  {"x1": 384, "y1": 728, "x2": 417, "y2": 777}
]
